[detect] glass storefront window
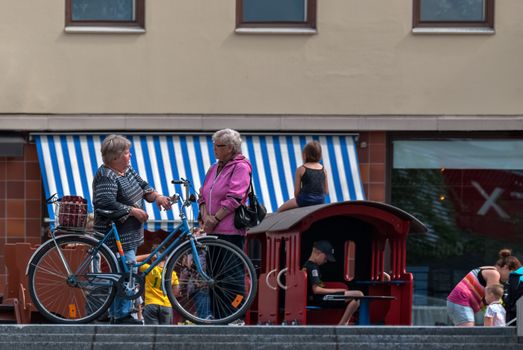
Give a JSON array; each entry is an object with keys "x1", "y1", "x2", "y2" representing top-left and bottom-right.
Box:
[{"x1": 391, "y1": 139, "x2": 523, "y2": 306}]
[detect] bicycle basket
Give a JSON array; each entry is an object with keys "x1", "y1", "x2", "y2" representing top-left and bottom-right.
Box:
[{"x1": 56, "y1": 195, "x2": 88, "y2": 230}]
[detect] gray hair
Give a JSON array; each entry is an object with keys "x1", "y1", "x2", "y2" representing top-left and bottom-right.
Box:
[
  {"x1": 212, "y1": 128, "x2": 242, "y2": 154},
  {"x1": 101, "y1": 134, "x2": 131, "y2": 165}
]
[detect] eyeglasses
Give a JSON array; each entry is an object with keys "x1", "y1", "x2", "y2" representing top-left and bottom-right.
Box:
[{"x1": 214, "y1": 143, "x2": 228, "y2": 148}]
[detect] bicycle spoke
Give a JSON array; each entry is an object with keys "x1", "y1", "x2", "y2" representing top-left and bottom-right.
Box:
[
  {"x1": 28, "y1": 236, "x2": 117, "y2": 323},
  {"x1": 165, "y1": 238, "x2": 257, "y2": 324}
]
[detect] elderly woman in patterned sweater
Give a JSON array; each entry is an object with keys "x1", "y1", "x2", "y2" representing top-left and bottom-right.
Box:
[{"x1": 92, "y1": 134, "x2": 172, "y2": 325}]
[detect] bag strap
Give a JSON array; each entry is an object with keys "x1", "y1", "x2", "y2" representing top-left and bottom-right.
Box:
[
  {"x1": 241, "y1": 174, "x2": 254, "y2": 204},
  {"x1": 234, "y1": 164, "x2": 254, "y2": 205},
  {"x1": 237, "y1": 161, "x2": 254, "y2": 204}
]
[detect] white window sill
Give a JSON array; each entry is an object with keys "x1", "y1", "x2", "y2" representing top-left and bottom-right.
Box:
[
  {"x1": 64, "y1": 26, "x2": 146, "y2": 34},
  {"x1": 235, "y1": 27, "x2": 317, "y2": 35},
  {"x1": 412, "y1": 27, "x2": 495, "y2": 35}
]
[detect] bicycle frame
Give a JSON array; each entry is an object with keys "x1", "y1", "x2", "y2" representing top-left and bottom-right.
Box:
[
  {"x1": 31, "y1": 181, "x2": 213, "y2": 293},
  {"x1": 125, "y1": 190, "x2": 211, "y2": 280}
]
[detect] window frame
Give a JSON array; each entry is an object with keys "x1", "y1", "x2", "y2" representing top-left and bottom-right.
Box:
[
  {"x1": 236, "y1": 0, "x2": 317, "y2": 30},
  {"x1": 412, "y1": 0, "x2": 494, "y2": 29},
  {"x1": 65, "y1": 0, "x2": 145, "y2": 29}
]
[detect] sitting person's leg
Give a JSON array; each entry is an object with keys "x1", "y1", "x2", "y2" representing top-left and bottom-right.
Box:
[
  {"x1": 338, "y1": 290, "x2": 364, "y2": 325},
  {"x1": 277, "y1": 198, "x2": 298, "y2": 212}
]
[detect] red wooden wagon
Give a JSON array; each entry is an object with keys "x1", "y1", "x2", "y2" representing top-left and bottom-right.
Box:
[{"x1": 246, "y1": 201, "x2": 426, "y2": 326}]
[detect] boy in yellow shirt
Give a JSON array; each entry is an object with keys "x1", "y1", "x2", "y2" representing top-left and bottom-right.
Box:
[{"x1": 138, "y1": 246, "x2": 179, "y2": 325}]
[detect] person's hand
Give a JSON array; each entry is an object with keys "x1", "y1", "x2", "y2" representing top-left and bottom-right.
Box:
[
  {"x1": 193, "y1": 227, "x2": 205, "y2": 237},
  {"x1": 203, "y1": 215, "x2": 219, "y2": 233},
  {"x1": 130, "y1": 207, "x2": 148, "y2": 223},
  {"x1": 155, "y1": 195, "x2": 172, "y2": 211},
  {"x1": 382, "y1": 272, "x2": 391, "y2": 282}
]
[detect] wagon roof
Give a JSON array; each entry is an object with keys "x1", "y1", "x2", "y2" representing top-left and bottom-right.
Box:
[{"x1": 247, "y1": 200, "x2": 426, "y2": 235}]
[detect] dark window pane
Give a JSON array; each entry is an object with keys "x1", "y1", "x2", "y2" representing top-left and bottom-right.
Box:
[
  {"x1": 420, "y1": 0, "x2": 486, "y2": 22},
  {"x1": 243, "y1": 0, "x2": 306, "y2": 22},
  {"x1": 72, "y1": 0, "x2": 135, "y2": 21}
]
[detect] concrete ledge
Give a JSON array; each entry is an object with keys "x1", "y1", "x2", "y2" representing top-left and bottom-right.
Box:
[
  {"x1": 2, "y1": 114, "x2": 523, "y2": 132},
  {"x1": 235, "y1": 28, "x2": 317, "y2": 35},
  {"x1": 412, "y1": 27, "x2": 495, "y2": 35},
  {"x1": 64, "y1": 26, "x2": 146, "y2": 34}
]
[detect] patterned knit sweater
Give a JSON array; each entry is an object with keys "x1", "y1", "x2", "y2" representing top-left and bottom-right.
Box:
[{"x1": 93, "y1": 165, "x2": 154, "y2": 252}]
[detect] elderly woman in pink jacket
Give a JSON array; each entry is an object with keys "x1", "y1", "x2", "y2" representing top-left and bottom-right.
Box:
[
  {"x1": 197, "y1": 129, "x2": 251, "y2": 323},
  {"x1": 198, "y1": 128, "x2": 251, "y2": 250}
]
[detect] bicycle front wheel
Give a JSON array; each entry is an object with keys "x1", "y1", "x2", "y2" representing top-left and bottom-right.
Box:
[
  {"x1": 27, "y1": 235, "x2": 118, "y2": 323},
  {"x1": 164, "y1": 237, "x2": 257, "y2": 325}
]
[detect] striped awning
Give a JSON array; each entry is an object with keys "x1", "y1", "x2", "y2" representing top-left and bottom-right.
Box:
[{"x1": 34, "y1": 133, "x2": 365, "y2": 231}]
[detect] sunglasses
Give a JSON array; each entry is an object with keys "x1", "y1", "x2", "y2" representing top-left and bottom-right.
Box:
[{"x1": 214, "y1": 143, "x2": 228, "y2": 148}]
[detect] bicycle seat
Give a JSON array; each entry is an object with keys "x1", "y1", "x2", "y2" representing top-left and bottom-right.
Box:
[{"x1": 95, "y1": 208, "x2": 129, "y2": 220}]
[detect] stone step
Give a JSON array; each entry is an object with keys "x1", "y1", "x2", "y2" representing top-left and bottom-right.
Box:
[
  {"x1": 0, "y1": 342, "x2": 522, "y2": 350},
  {"x1": 0, "y1": 332, "x2": 517, "y2": 344},
  {"x1": 0, "y1": 325, "x2": 517, "y2": 334},
  {"x1": 0, "y1": 325, "x2": 520, "y2": 350}
]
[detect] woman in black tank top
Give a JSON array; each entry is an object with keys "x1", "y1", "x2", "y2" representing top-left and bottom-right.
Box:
[{"x1": 278, "y1": 140, "x2": 329, "y2": 212}]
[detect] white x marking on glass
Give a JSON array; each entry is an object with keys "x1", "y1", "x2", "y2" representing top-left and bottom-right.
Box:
[{"x1": 471, "y1": 181, "x2": 509, "y2": 219}]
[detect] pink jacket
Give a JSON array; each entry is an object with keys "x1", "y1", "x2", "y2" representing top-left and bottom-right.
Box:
[{"x1": 198, "y1": 154, "x2": 251, "y2": 236}]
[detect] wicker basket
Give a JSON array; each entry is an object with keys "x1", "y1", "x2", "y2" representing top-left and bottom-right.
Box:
[{"x1": 56, "y1": 195, "x2": 88, "y2": 230}]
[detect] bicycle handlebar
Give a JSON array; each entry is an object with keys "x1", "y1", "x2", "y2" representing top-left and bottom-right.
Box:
[{"x1": 170, "y1": 178, "x2": 197, "y2": 207}]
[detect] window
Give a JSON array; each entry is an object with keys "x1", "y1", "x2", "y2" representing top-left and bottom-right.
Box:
[
  {"x1": 236, "y1": 0, "x2": 317, "y2": 32},
  {"x1": 391, "y1": 137, "x2": 523, "y2": 305},
  {"x1": 0, "y1": 135, "x2": 25, "y2": 157},
  {"x1": 413, "y1": 0, "x2": 494, "y2": 30},
  {"x1": 66, "y1": 0, "x2": 145, "y2": 31}
]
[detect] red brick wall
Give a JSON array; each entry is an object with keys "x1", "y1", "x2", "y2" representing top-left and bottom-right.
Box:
[
  {"x1": 358, "y1": 131, "x2": 387, "y2": 202},
  {"x1": 0, "y1": 144, "x2": 43, "y2": 288}
]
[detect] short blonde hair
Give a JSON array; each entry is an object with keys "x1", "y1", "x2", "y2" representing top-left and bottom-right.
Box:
[
  {"x1": 486, "y1": 284, "x2": 504, "y2": 300},
  {"x1": 212, "y1": 128, "x2": 242, "y2": 154},
  {"x1": 101, "y1": 134, "x2": 131, "y2": 165}
]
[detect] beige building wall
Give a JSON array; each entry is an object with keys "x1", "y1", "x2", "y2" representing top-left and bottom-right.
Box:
[{"x1": 1, "y1": 0, "x2": 523, "y2": 130}]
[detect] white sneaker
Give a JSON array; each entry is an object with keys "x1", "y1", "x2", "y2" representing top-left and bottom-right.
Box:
[{"x1": 228, "y1": 319, "x2": 245, "y2": 326}]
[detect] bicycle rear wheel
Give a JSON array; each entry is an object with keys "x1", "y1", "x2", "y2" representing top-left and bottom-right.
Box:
[
  {"x1": 164, "y1": 237, "x2": 257, "y2": 325},
  {"x1": 27, "y1": 235, "x2": 118, "y2": 323}
]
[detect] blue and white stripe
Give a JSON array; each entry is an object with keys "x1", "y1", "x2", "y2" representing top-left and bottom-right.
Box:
[{"x1": 34, "y1": 133, "x2": 365, "y2": 231}]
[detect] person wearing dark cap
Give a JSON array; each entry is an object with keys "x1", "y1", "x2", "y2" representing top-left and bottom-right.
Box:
[{"x1": 302, "y1": 240, "x2": 364, "y2": 325}]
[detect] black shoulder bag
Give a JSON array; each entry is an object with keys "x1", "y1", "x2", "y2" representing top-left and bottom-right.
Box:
[{"x1": 234, "y1": 176, "x2": 267, "y2": 229}]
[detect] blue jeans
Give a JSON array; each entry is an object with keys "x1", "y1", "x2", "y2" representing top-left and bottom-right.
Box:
[
  {"x1": 110, "y1": 248, "x2": 137, "y2": 319},
  {"x1": 193, "y1": 289, "x2": 211, "y2": 319}
]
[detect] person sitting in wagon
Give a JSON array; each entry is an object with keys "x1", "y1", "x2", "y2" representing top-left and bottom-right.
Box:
[{"x1": 302, "y1": 240, "x2": 364, "y2": 325}]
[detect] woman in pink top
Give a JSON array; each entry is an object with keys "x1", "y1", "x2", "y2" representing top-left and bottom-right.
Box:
[
  {"x1": 197, "y1": 129, "x2": 252, "y2": 323},
  {"x1": 198, "y1": 128, "x2": 252, "y2": 250},
  {"x1": 447, "y1": 249, "x2": 521, "y2": 326}
]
